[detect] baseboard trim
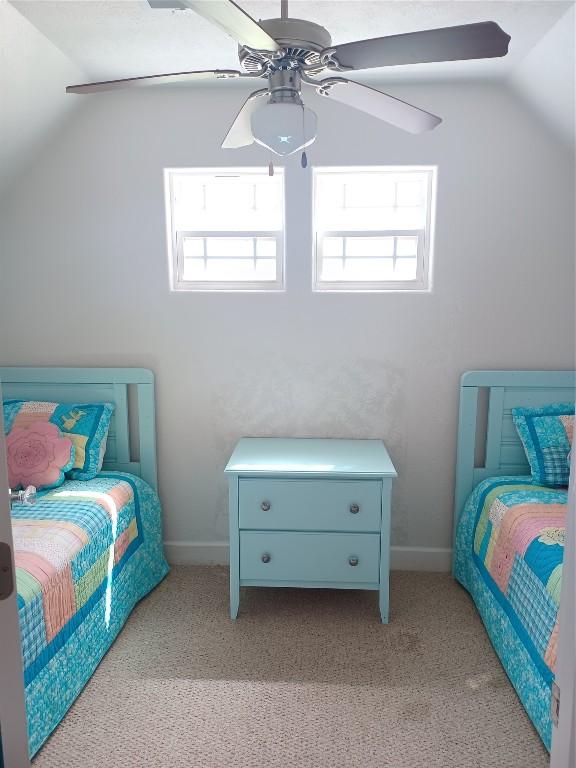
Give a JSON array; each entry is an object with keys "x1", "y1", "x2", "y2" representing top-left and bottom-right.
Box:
[
  {"x1": 164, "y1": 541, "x2": 230, "y2": 566},
  {"x1": 164, "y1": 541, "x2": 452, "y2": 572},
  {"x1": 390, "y1": 546, "x2": 452, "y2": 572}
]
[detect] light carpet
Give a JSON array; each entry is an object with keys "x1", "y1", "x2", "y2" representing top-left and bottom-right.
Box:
[{"x1": 33, "y1": 567, "x2": 549, "y2": 768}]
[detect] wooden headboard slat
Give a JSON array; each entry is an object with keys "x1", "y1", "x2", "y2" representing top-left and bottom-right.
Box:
[
  {"x1": 112, "y1": 383, "x2": 130, "y2": 464},
  {"x1": 485, "y1": 387, "x2": 505, "y2": 473}
]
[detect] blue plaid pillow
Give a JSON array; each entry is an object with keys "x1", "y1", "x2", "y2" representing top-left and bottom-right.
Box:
[{"x1": 513, "y1": 403, "x2": 574, "y2": 487}]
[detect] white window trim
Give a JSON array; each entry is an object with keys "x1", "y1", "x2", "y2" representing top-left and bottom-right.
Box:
[
  {"x1": 165, "y1": 167, "x2": 286, "y2": 293},
  {"x1": 312, "y1": 166, "x2": 437, "y2": 293}
]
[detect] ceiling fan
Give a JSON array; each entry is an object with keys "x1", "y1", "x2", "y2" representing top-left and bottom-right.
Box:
[{"x1": 66, "y1": 0, "x2": 511, "y2": 157}]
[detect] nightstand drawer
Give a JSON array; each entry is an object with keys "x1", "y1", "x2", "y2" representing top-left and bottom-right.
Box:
[
  {"x1": 240, "y1": 531, "x2": 380, "y2": 584},
  {"x1": 238, "y1": 479, "x2": 381, "y2": 532}
]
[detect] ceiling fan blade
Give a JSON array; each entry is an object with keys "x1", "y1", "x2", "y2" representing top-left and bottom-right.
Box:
[
  {"x1": 222, "y1": 89, "x2": 268, "y2": 148},
  {"x1": 66, "y1": 69, "x2": 241, "y2": 93},
  {"x1": 326, "y1": 21, "x2": 510, "y2": 71},
  {"x1": 316, "y1": 78, "x2": 442, "y2": 134},
  {"x1": 177, "y1": 0, "x2": 280, "y2": 52},
  {"x1": 147, "y1": 1, "x2": 190, "y2": 8}
]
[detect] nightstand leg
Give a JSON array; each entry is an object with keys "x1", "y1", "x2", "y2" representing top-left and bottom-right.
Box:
[
  {"x1": 379, "y1": 479, "x2": 392, "y2": 624},
  {"x1": 379, "y1": 584, "x2": 389, "y2": 624},
  {"x1": 230, "y1": 585, "x2": 239, "y2": 620},
  {"x1": 228, "y1": 475, "x2": 240, "y2": 620}
]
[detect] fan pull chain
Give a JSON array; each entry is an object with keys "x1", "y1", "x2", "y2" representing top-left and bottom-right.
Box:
[{"x1": 300, "y1": 104, "x2": 308, "y2": 169}]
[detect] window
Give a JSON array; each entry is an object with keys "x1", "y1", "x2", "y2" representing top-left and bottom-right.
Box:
[
  {"x1": 313, "y1": 166, "x2": 436, "y2": 292},
  {"x1": 165, "y1": 168, "x2": 285, "y2": 291}
]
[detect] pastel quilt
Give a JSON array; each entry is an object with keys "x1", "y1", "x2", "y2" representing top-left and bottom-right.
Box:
[
  {"x1": 454, "y1": 476, "x2": 567, "y2": 751},
  {"x1": 13, "y1": 472, "x2": 169, "y2": 757}
]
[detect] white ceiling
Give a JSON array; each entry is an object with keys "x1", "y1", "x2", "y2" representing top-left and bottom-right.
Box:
[{"x1": 10, "y1": 0, "x2": 573, "y2": 84}]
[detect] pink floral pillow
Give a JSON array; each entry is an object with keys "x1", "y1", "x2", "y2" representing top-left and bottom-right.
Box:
[{"x1": 7, "y1": 421, "x2": 75, "y2": 491}]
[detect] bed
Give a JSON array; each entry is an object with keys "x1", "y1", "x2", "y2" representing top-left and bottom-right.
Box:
[
  {"x1": 453, "y1": 370, "x2": 575, "y2": 751},
  {"x1": 0, "y1": 367, "x2": 170, "y2": 758}
]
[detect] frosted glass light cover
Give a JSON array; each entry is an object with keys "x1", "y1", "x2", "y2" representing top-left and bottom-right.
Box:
[{"x1": 251, "y1": 102, "x2": 317, "y2": 156}]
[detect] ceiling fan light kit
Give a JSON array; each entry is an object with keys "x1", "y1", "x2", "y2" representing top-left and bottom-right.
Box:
[
  {"x1": 66, "y1": 0, "x2": 511, "y2": 160},
  {"x1": 251, "y1": 101, "x2": 317, "y2": 155},
  {"x1": 248, "y1": 69, "x2": 317, "y2": 156}
]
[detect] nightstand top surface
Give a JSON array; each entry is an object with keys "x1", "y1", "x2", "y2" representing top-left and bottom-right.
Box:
[{"x1": 225, "y1": 438, "x2": 396, "y2": 477}]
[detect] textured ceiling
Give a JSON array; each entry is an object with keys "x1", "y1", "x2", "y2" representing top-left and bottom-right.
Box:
[{"x1": 10, "y1": 0, "x2": 573, "y2": 84}]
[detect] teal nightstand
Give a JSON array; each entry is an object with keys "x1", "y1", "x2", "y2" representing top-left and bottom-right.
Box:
[{"x1": 225, "y1": 438, "x2": 397, "y2": 623}]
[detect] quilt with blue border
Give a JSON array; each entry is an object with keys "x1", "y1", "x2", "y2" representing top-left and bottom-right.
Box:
[
  {"x1": 454, "y1": 476, "x2": 566, "y2": 751},
  {"x1": 12, "y1": 471, "x2": 169, "y2": 757}
]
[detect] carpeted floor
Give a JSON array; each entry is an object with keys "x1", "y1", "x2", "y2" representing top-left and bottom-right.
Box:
[{"x1": 33, "y1": 567, "x2": 549, "y2": 768}]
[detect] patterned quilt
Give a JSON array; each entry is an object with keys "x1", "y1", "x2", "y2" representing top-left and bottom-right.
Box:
[
  {"x1": 12, "y1": 472, "x2": 169, "y2": 757},
  {"x1": 454, "y1": 476, "x2": 567, "y2": 750}
]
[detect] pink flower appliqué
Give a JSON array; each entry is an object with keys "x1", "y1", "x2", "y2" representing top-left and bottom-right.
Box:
[{"x1": 7, "y1": 421, "x2": 73, "y2": 489}]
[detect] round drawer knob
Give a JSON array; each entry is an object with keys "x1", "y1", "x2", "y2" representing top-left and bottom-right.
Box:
[
  {"x1": 261, "y1": 553, "x2": 271, "y2": 564},
  {"x1": 260, "y1": 501, "x2": 271, "y2": 512},
  {"x1": 349, "y1": 503, "x2": 360, "y2": 514},
  {"x1": 348, "y1": 557, "x2": 359, "y2": 567}
]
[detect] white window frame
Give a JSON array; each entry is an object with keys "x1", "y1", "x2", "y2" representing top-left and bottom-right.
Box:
[
  {"x1": 312, "y1": 166, "x2": 437, "y2": 293},
  {"x1": 165, "y1": 168, "x2": 285, "y2": 293}
]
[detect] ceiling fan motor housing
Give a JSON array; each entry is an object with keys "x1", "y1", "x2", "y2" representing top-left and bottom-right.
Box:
[{"x1": 238, "y1": 17, "x2": 332, "y2": 75}]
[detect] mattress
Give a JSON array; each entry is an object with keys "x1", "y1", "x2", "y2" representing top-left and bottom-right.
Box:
[
  {"x1": 454, "y1": 475, "x2": 566, "y2": 750},
  {"x1": 12, "y1": 471, "x2": 169, "y2": 757}
]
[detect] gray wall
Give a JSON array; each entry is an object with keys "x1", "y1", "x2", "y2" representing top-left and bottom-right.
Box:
[
  {"x1": 0, "y1": 1, "x2": 84, "y2": 198},
  {"x1": 511, "y1": 4, "x2": 575, "y2": 152},
  {"x1": 0, "y1": 81, "x2": 574, "y2": 566}
]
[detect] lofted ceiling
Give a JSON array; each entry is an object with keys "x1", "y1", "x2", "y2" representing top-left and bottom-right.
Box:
[
  {"x1": 10, "y1": 0, "x2": 573, "y2": 84},
  {"x1": 1, "y1": 0, "x2": 574, "y2": 200},
  {"x1": 0, "y1": 0, "x2": 85, "y2": 196}
]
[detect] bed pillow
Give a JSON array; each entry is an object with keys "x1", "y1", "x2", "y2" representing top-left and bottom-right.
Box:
[
  {"x1": 512, "y1": 403, "x2": 574, "y2": 487},
  {"x1": 6, "y1": 421, "x2": 75, "y2": 491},
  {"x1": 3, "y1": 400, "x2": 114, "y2": 480}
]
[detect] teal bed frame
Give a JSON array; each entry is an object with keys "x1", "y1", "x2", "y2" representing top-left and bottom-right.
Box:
[
  {"x1": 453, "y1": 369, "x2": 576, "y2": 550},
  {"x1": 0, "y1": 367, "x2": 157, "y2": 490},
  {"x1": 452, "y1": 369, "x2": 575, "y2": 748},
  {"x1": 0, "y1": 366, "x2": 164, "y2": 760}
]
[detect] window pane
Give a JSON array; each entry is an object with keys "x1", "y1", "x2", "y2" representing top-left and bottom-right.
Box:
[
  {"x1": 320, "y1": 256, "x2": 418, "y2": 283},
  {"x1": 395, "y1": 236, "x2": 418, "y2": 257},
  {"x1": 181, "y1": 237, "x2": 204, "y2": 258},
  {"x1": 344, "y1": 178, "x2": 395, "y2": 209},
  {"x1": 395, "y1": 181, "x2": 424, "y2": 207},
  {"x1": 322, "y1": 237, "x2": 343, "y2": 258},
  {"x1": 393, "y1": 259, "x2": 418, "y2": 280},
  {"x1": 345, "y1": 237, "x2": 394, "y2": 258},
  {"x1": 183, "y1": 258, "x2": 276, "y2": 282},
  {"x1": 321, "y1": 258, "x2": 397, "y2": 282},
  {"x1": 181, "y1": 235, "x2": 277, "y2": 283},
  {"x1": 314, "y1": 167, "x2": 433, "y2": 290},
  {"x1": 172, "y1": 171, "x2": 284, "y2": 232},
  {"x1": 256, "y1": 238, "x2": 276, "y2": 258},
  {"x1": 315, "y1": 169, "x2": 429, "y2": 231},
  {"x1": 169, "y1": 169, "x2": 284, "y2": 289},
  {"x1": 205, "y1": 238, "x2": 253, "y2": 259}
]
